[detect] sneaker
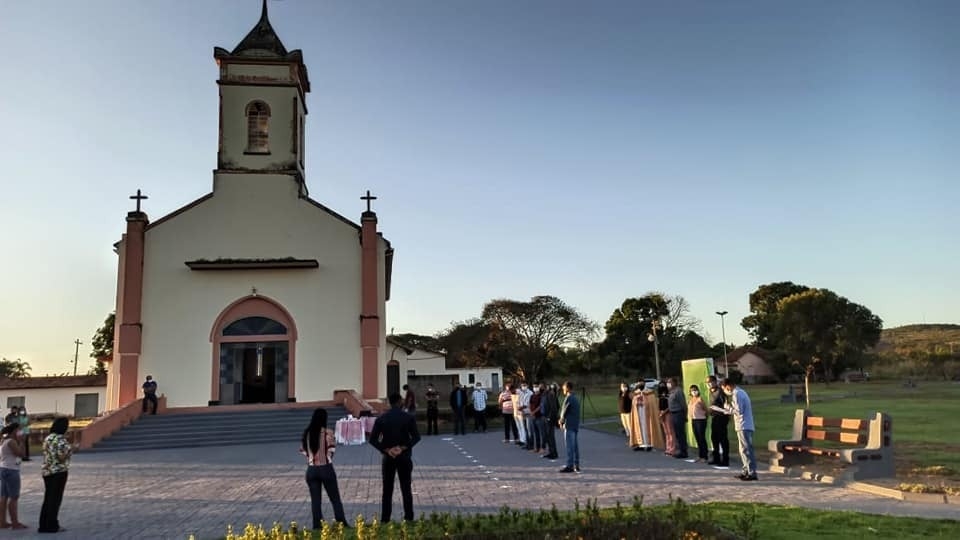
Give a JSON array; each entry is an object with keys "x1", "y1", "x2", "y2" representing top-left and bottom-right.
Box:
[
  {"x1": 559, "y1": 466, "x2": 575, "y2": 473},
  {"x1": 574, "y1": 465, "x2": 580, "y2": 473},
  {"x1": 740, "y1": 474, "x2": 759, "y2": 481}
]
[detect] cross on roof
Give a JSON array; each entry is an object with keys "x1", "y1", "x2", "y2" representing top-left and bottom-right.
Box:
[
  {"x1": 129, "y1": 189, "x2": 148, "y2": 213},
  {"x1": 361, "y1": 190, "x2": 377, "y2": 213}
]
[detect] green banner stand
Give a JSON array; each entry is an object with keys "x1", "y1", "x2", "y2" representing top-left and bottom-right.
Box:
[{"x1": 681, "y1": 357, "x2": 716, "y2": 454}]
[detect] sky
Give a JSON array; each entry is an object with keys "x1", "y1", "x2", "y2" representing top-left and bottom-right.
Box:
[{"x1": 0, "y1": 1, "x2": 957, "y2": 376}]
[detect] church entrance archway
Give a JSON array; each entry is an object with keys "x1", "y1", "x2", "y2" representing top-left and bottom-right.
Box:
[{"x1": 210, "y1": 296, "x2": 298, "y2": 405}]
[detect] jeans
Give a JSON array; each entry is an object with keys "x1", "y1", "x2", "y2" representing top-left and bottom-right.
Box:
[
  {"x1": 737, "y1": 429, "x2": 756, "y2": 475},
  {"x1": 473, "y1": 409, "x2": 487, "y2": 432},
  {"x1": 381, "y1": 455, "x2": 414, "y2": 522},
  {"x1": 452, "y1": 407, "x2": 467, "y2": 435},
  {"x1": 142, "y1": 394, "x2": 158, "y2": 414},
  {"x1": 710, "y1": 417, "x2": 730, "y2": 465},
  {"x1": 533, "y1": 417, "x2": 546, "y2": 450},
  {"x1": 524, "y1": 416, "x2": 536, "y2": 449},
  {"x1": 671, "y1": 413, "x2": 689, "y2": 457},
  {"x1": 502, "y1": 414, "x2": 518, "y2": 441},
  {"x1": 692, "y1": 419, "x2": 708, "y2": 460},
  {"x1": 38, "y1": 471, "x2": 68, "y2": 533},
  {"x1": 306, "y1": 465, "x2": 346, "y2": 529},
  {"x1": 564, "y1": 428, "x2": 579, "y2": 468},
  {"x1": 544, "y1": 419, "x2": 557, "y2": 457},
  {"x1": 426, "y1": 407, "x2": 439, "y2": 435}
]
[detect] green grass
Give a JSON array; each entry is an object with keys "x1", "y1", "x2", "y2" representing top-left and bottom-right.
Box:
[
  {"x1": 703, "y1": 502, "x2": 960, "y2": 539},
  {"x1": 582, "y1": 381, "x2": 960, "y2": 476}
]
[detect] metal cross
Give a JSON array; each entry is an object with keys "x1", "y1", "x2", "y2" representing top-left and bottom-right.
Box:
[
  {"x1": 129, "y1": 189, "x2": 148, "y2": 212},
  {"x1": 361, "y1": 190, "x2": 377, "y2": 212}
]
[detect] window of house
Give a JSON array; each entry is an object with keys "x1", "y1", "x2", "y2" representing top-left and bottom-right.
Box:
[
  {"x1": 6, "y1": 396, "x2": 24, "y2": 409},
  {"x1": 245, "y1": 101, "x2": 271, "y2": 153},
  {"x1": 468, "y1": 373, "x2": 476, "y2": 384}
]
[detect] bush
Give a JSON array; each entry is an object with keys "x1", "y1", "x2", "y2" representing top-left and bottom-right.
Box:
[{"x1": 208, "y1": 498, "x2": 751, "y2": 540}]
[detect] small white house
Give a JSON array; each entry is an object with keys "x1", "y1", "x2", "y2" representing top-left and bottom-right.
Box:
[
  {"x1": 386, "y1": 338, "x2": 503, "y2": 396},
  {"x1": 0, "y1": 374, "x2": 107, "y2": 417}
]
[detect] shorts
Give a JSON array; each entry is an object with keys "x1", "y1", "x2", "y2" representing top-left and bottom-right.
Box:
[{"x1": 0, "y1": 468, "x2": 20, "y2": 498}]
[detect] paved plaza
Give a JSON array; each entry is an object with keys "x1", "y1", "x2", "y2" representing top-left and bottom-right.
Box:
[{"x1": 3, "y1": 428, "x2": 957, "y2": 539}]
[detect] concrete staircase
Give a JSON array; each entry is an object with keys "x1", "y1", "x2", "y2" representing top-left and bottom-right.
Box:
[{"x1": 88, "y1": 406, "x2": 351, "y2": 452}]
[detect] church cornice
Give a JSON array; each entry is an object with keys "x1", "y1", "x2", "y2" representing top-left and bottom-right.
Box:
[{"x1": 185, "y1": 258, "x2": 320, "y2": 271}]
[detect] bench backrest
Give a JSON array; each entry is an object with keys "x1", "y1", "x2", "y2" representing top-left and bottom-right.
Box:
[{"x1": 787, "y1": 409, "x2": 892, "y2": 450}]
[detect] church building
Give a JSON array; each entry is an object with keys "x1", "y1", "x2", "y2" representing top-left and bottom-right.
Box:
[{"x1": 105, "y1": 2, "x2": 393, "y2": 409}]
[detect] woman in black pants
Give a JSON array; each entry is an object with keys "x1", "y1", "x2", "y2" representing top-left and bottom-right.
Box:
[
  {"x1": 300, "y1": 408, "x2": 348, "y2": 530},
  {"x1": 38, "y1": 417, "x2": 77, "y2": 533}
]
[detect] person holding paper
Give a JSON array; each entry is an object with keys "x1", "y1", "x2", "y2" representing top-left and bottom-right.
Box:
[{"x1": 721, "y1": 378, "x2": 757, "y2": 481}]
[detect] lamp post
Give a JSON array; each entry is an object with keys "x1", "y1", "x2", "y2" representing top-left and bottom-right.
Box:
[
  {"x1": 647, "y1": 318, "x2": 661, "y2": 381},
  {"x1": 716, "y1": 311, "x2": 729, "y2": 377}
]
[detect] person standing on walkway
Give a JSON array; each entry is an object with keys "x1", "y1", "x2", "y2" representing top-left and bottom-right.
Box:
[
  {"x1": 657, "y1": 381, "x2": 675, "y2": 456},
  {"x1": 721, "y1": 378, "x2": 757, "y2": 481},
  {"x1": 424, "y1": 384, "x2": 440, "y2": 436},
  {"x1": 618, "y1": 383, "x2": 632, "y2": 444},
  {"x1": 38, "y1": 417, "x2": 78, "y2": 533},
  {"x1": 498, "y1": 384, "x2": 518, "y2": 443},
  {"x1": 528, "y1": 384, "x2": 544, "y2": 453},
  {"x1": 540, "y1": 383, "x2": 559, "y2": 460},
  {"x1": 449, "y1": 382, "x2": 468, "y2": 436},
  {"x1": 706, "y1": 375, "x2": 730, "y2": 468},
  {"x1": 0, "y1": 423, "x2": 27, "y2": 530},
  {"x1": 558, "y1": 381, "x2": 581, "y2": 473},
  {"x1": 141, "y1": 375, "x2": 158, "y2": 415},
  {"x1": 688, "y1": 384, "x2": 709, "y2": 463},
  {"x1": 402, "y1": 384, "x2": 416, "y2": 415},
  {"x1": 300, "y1": 408, "x2": 348, "y2": 529},
  {"x1": 15, "y1": 408, "x2": 29, "y2": 462},
  {"x1": 370, "y1": 393, "x2": 421, "y2": 522},
  {"x1": 471, "y1": 383, "x2": 488, "y2": 433},
  {"x1": 667, "y1": 377, "x2": 689, "y2": 459},
  {"x1": 513, "y1": 383, "x2": 530, "y2": 447}
]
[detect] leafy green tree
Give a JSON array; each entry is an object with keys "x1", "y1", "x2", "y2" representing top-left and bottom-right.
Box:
[
  {"x1": 481, "y1": 296, "x2": 598, "y2": 381},
  {"x1": 741, "y1": 282, "x2": 810, "y2": 348},
  {"x1": 88, "y1": 312, "x2": 115, "y2": 375},
  {"x1": 774, "y1": 289, "x2": 882, "y2": 399},
  {"x1": 0, "y1": 358, "x2": 31, "y2": 378}
]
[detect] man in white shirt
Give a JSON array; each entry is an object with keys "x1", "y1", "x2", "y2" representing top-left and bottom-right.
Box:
[
  {"x1": 471, "y1": 383, "x2": 488, "y2": 432},
  {"x1": 721, "y1": 378, "x2": 757, "y2": 481},
  {"x1": 517, "y1": 383, "x2": 534, "y2": 449}
]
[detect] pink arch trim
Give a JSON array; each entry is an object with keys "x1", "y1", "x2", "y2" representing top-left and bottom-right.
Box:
[
  {"x1": 209, "y1": 295, "x2": 298, "y2": 403},
  {"x1": 209, "y1": 294, "x2": 298, "y2": 341}
]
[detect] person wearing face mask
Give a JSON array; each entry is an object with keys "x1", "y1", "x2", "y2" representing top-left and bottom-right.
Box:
[
  {"x1": 720, "y1": 378, "x2": 757, "y2": 481},
  {"x1": 705, "y1": 375, "x2": 730, "y2": 468},
  {"x1": 540, "y1": 384, "x2": 560, "y2": 460},
  {"x1": 511, "y1": 384, "x2": 527, "y2": 447},
  {"x1": 657, "y1": 381, "x2": 675, "y2": 456},
  {"x1": 517, "y1": 383, "x2": 533, "y2": 449},
  {"x1": 666, "y1": 377, "x2": 689, "y2": 459},
  {"x1": 688, "y1": 384, "x2": 709, "y2": 463},
  {"x1": 528, "y1": 383, "x2": 544, "y2": 453}
]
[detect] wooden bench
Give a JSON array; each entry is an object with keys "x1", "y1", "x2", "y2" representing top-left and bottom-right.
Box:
[{"x1": 768, "y1": 409, "x2": 893, "y2": 481}]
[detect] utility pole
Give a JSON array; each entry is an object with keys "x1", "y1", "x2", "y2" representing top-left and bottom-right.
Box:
[
  {"x1": 648, "y1": 318, "x2": 661, "y2": 381},
  {"x1": 73, "y1": 339, "x2": 82, "y2": 376}
]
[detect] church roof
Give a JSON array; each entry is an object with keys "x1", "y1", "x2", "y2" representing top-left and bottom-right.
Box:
[{"x1": 231, "y1": 0, "x2": 288, "y2": 58}]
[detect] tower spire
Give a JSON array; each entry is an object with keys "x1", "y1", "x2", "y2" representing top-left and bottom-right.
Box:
[{"x1": 261, "y1": 0, "x2": 268, "y2": 20}]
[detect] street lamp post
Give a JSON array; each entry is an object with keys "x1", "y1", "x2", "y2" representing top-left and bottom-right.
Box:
[
  {"x1": 716, "y1": 311, "x2": 729, "y2": 377},
  {"x1": 648, "y1": 318, "x2": 661, "y2": 381}
]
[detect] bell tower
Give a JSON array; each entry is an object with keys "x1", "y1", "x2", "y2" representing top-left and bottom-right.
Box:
[{"x1": 213, "y1": 0, "x2": 311, "y2": 195}]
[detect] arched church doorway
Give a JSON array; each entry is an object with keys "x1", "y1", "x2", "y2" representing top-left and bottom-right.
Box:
[
  {"x1": 210, "y1": 296, "x2": 298, "y2": 405},
  {"x1": 387, "y1": 360, "x2": 400, "y2": 397}
]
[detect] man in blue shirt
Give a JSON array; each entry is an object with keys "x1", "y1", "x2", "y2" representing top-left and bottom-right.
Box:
[
  {"x1": 558, "y1": 381, "x2": 581, "y2": 473},
  {"x1": 448, "y1": 383, "x2": 468, "y2": 435},
  {"x1": 721, "y1": 378, "x2": 757, "y2": 481}
]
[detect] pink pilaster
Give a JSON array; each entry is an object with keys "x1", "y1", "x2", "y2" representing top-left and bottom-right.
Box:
[
  {"x1": 116, "y1": 211, "x2": 148, "y2": 405},
  {"x1": 360, "y1": 210, "x2": 380, "y2": 399}
]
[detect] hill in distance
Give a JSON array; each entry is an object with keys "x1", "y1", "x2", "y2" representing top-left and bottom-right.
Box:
[{"x1": 875, "y1": 324, "x2": 960, "y2": 355}]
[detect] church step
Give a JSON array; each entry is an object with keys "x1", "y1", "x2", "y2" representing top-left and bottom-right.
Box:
[{"x1": 86, "y1": 408, "x2": 354, "y2": 452}]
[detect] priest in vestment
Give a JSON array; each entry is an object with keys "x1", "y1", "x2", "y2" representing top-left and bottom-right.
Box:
[{"x1": 628, "y1": 388, "x2": 663, "y2": 450}]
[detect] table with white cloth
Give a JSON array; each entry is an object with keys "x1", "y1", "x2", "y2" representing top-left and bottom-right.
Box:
[{"x1": 335, "y1": 416, "x2": 378, "y2": 445}]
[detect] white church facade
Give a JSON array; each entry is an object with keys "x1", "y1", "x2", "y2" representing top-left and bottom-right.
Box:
[{"x1": 105, "y1": 3, "x2": 393, "y2": 409}]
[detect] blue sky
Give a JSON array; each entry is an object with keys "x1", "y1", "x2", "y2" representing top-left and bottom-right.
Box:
[{"x1": 1, "y1": 1, "x2": 957, "y2": 375}]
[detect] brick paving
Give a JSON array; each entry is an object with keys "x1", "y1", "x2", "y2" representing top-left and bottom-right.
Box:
[{"x1": 2, "y1": 427, "x2": 956, "y2": 539}]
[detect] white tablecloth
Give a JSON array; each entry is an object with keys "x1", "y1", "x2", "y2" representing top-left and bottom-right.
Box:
[{"x1": 335, "y1": 417, "x2": 366, "y2": 445}]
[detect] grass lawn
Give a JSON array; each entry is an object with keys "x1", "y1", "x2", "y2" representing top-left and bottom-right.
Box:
[{"x1": 581, "y1": 381, "x2": 960, "y2": 490}]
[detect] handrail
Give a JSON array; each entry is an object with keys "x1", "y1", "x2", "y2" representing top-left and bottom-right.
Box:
[{"x1": 334, "y1": 389, "x2": 378, "y2": 417}]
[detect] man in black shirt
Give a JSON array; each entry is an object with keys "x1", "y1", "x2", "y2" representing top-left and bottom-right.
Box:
[
  {"x1": 369, "y1": 393, "x2": 421, "y2": 522},
  {"x1": 142, "y1": 375, "x2": 158, "y2": 415},
  {"x1": 424, "y1": 384, "x2": 439, "y2": 435},
  {"x1": 706, "y1": 375, "x2": 730, "y2": 467}
]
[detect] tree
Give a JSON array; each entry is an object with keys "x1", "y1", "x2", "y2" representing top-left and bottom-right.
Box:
[
  {"x1": 0, "y1": 358, "x2": 31, "y2": 378},
  {"x1": 389, "y1": 333, "x2": 443, "y2": 353},
  {"x1": 88, "y1": 312, "x2": 115, "y2": 376},
  {"x1": 741, "y1": 282, "x2": 810, "y2": 348},
  {"x1": 435, "y1": 319, "x2": 498, "y2": 369},
  {"x1": 774, "y1": 288, "x2": 882, "y2": 403},
  {"x1": 481, "y1": 296, "x2": 598, "y2": 381}
]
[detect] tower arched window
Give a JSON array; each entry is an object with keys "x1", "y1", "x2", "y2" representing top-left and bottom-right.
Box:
[{"x1": 245, "y1": 101, "x2": 271, "y2": 153}]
